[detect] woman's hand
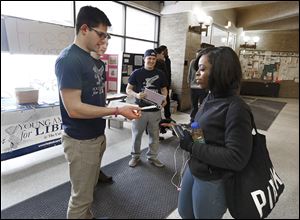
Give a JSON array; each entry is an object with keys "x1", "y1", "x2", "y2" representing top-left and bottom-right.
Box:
[{"x1": 180, "y1": 130, "x2": 193, "y2": 153}]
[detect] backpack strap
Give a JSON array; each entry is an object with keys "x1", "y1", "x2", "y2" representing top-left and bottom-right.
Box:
[{"x1": 249, "y1": 111, "x2": 258, "y2": 135}]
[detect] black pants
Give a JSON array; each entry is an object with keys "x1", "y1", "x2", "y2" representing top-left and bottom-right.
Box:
[
  {"x1": 164, "y1": 87, "x2": 171, "y2": 119},
  {"x1": 190, "y1": 88, "x2": 207, "y2": 123}
]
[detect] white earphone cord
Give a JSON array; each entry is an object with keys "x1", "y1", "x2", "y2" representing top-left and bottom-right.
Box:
[{"x1": 171, "y1": 144, "x2": 190, "y2": 191}]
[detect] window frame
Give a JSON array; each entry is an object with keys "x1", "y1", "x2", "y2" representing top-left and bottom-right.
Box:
[
  {"x1": 74, "y1": 1, "x2": 160, "y2": 53},
  {"x1": 1, "y1": 1, "x2": 160, "y2": 98}
]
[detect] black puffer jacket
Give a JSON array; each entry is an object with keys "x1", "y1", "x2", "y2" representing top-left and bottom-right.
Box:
[{"x1": 189, "y1": 92, "x2": 253, "y2": 181}]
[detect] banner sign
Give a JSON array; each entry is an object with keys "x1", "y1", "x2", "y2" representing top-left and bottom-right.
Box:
[{"x1": 1, "y1": 104, "x2": 62, "y2": 161}]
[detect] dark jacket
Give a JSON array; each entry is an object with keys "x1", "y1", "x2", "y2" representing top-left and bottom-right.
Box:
[
  {"x1": 189, "y1": 92, "x2": 253, "y2": 180},
  {"x1": 155, "y1": 60, "x2": 170, "y2": 87},
  {"x1": 165, "y1": 57, "x2": 171, "y2": 86}
]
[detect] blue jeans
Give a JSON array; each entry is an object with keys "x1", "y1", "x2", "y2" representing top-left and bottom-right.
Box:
[{"x1": 178, "y1": 166, "x2": 227, "y2": 219}]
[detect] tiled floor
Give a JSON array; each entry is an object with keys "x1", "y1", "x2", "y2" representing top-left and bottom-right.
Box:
[{"x1": 1, "y1": 96, "x2": 299, "y2": 219}]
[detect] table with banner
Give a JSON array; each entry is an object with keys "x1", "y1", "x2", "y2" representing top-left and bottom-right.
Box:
[
  {"x1": 1, "y1": 93, "x2": 127, "y2": 161},
  {"x1": 1, "y1": 99, "x2": 62, "y2": 161}
]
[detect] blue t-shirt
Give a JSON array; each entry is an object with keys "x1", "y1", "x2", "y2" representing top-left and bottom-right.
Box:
[
  {"x1": 128, "y1": 67, "x2": 168, "y2": 110},
  {"x1": 55, "y1": 44, "x2": 106, "y2": 140}
]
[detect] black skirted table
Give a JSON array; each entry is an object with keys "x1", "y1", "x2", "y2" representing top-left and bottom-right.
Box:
[{"x1": 240, "y1": 80, "x2": 280, "y2": 97}]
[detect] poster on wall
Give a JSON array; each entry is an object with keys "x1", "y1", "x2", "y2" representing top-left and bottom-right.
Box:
[
  {"x1": 121, "y1": 53, "x2": 144, "y2": 93},
  {"x1": 100, "y1": 54, "x2": 118, "y2": 92},
  {"x1": 108, "y1": 81, "x2": 117, "y2": 91}
]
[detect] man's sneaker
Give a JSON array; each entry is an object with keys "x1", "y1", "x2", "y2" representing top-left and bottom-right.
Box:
[
  {"x1": 147, "y1": 158, "x2": 165, "y2": 168},
  {"x1": 129, "y1": 158, "x2": 140, "y2": 167}
]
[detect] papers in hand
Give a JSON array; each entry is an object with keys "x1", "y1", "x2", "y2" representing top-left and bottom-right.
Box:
[
  {"x1": 140, "y1": 105, "x2": 157, "y2": 110},
  {"x1": 143, "y1": 88, "x2": 166, "y2": 108},
  {"x1": 104, "y1": 101, "x2": 138, "y2": 120},
  {"x1": 107, "y1": 101, "x2": 138, "y2": 109}
]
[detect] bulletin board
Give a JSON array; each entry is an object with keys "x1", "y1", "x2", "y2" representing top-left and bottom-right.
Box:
[
  {"x1": 120, "y1": 52, "x2": 144, "y2": 93},
  {"x1": 100, "y1": 54, "x2": 118, "y2": 92},
  {"x1": 239, "y1": 49, "x2": 299, "y2": 81}
]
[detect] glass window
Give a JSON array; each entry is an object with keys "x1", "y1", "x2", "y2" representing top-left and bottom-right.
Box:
[
  {"x1": 125, "y1": 39, "x2": 156, "y2": 54},
  {"x1": 1, "y1": 1, "x2": 74, "y2": 27},
  {"x1": 1, "y1": 18, "x2": 9, "y2": 51},
  {"x1": 210, "y1": 25, "x2": 236, "y2": 50},
  {"x1": 126, "y1": 7, "x2": 158, "y2": 41},
  {"x1": 1, "y1": 52, "x2": 58, "y2": 102},
  {"x1": 211, "y1": 25, "x2": 229, "y2": 47},
  {"x1": 75, "y1": 1, "x2": 124, "y2": 35},
  {"x1": 228, "y1": 32, "x2": 236, "y2": 50},
  {"x1": 201, "y1": 25, "x2": 212, "y2": 44},
  {"x1": 106, "y1": 36, "x2": 123, "y2": 54},
  {"x1": 1, "y1": 2, "x2": 160, "y2": 97}
]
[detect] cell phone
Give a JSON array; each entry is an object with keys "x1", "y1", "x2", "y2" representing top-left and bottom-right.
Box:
[{"x1": 171, "y1": 124, "x2": 185, "y2": 139}]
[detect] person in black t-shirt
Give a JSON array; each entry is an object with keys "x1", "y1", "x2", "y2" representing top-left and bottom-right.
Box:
[
  {"x1": 55, "y1": 6, "x2": 141, "y2": 219},
  {"x1": 154, "y1": 46, "x2": 172, "y2": 120},
  {"x1": 126, "y1": 49, "x2": 168, "y2": 168},
  {"x1": 90, "y1": 36, "x2": 114, "y2": 184}
]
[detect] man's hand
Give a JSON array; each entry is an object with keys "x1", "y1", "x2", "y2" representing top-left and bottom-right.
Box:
[
  {"x1": 119, "y1": 106, "x2": 141, "y2": 120},
  {"x1": 161, "y1": 99, "x2": 167, "y2": 107},
  {"x1": 180, "y1": 130, "x2": 193, "y2": 153},
  {"x1": 135, "y1": 92, "x2": 146, "y2": 100}
]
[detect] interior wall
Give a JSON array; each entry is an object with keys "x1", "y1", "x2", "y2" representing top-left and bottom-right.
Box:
[
  {"x1": 129, "y1": 1, "x2": 161, "y2": 13},
  {"x1": 180, "y1": 12, "x2": 202, "y2": 111},
  {"x1": 134, "y1": 1, "x2": 299, "y2": 106},
  {"x1": 208, "y1": 9, "x2": 238, "y2": 34},
  {"x1": 160, "y1": 12, "x2": 190, "y2": 110},
  {"x1": 239, "y1": 30, "x2": 299, "y2": 52}
]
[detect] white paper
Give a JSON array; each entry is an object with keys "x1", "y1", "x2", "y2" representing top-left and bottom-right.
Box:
[
  {"x1": 140, "y1": 105, "x2": 157, "y2": 110},
  {"x1": 127, "y1": 65, "x2": 133, "y2": 75},
  {"x1": 108, "y1": 81, "x2": 117, "y2": 91},
  {"x1": 122, "y1": 76, "x2": 129, "y2": 84},
  {"x1": 109, "y1": 55, "x2": 118, "y2": 65},
  {"x1": 134, "y1": 55, "x2": 143, "y2": 66},
  {"x1": 143, "y1": 88, "x2": 166, "y2": 107},
  {"x1": 109, "y1": 68, "x2": 117, "y2": 78}
]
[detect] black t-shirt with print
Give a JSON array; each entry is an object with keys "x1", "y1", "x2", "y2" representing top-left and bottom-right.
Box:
[
  {"x1": 128, "y1": 67, "x2": 168, "y2": 111},
  {"x1": 55, "y1": 44, "x2": 106, "y2": 140}
]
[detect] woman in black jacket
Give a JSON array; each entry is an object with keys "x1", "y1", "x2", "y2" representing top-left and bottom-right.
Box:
[{"x1": 178, "y1": 46, "x2": 253, "y2": 219}]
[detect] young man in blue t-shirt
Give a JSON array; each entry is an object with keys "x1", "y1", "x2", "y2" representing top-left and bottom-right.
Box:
[
  {"x1": 126, "y1": 49, "x2": 168, "y2": 168},
  {"x1": 55, "y1": 6, "x2": 141, "y2": 219}
]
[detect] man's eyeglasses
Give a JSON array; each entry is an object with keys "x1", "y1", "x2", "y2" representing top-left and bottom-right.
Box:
[{"x1": 89, "y1": 27, "x2": 111, "y2": 40}]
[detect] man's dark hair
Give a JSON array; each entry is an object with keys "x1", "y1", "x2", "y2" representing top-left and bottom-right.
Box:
[
  {"x1": 154, "y1": 47, "x2": 164, "y2": 54},
  {"x1": 159, "y1": 45, "x2": 167, "y2": 51},
  {"x1": 194, "y1": 46, "x2": 242, "y2": 95},
  {"x1": 197, "y1": 43, "x2": 214, "y2": 53},
  {"x1": 201, "y1": 43, "x2": 214, "y2": 49},
  {"x1": 76, "y1": 6, "x2": 111, "y2": 35}
]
